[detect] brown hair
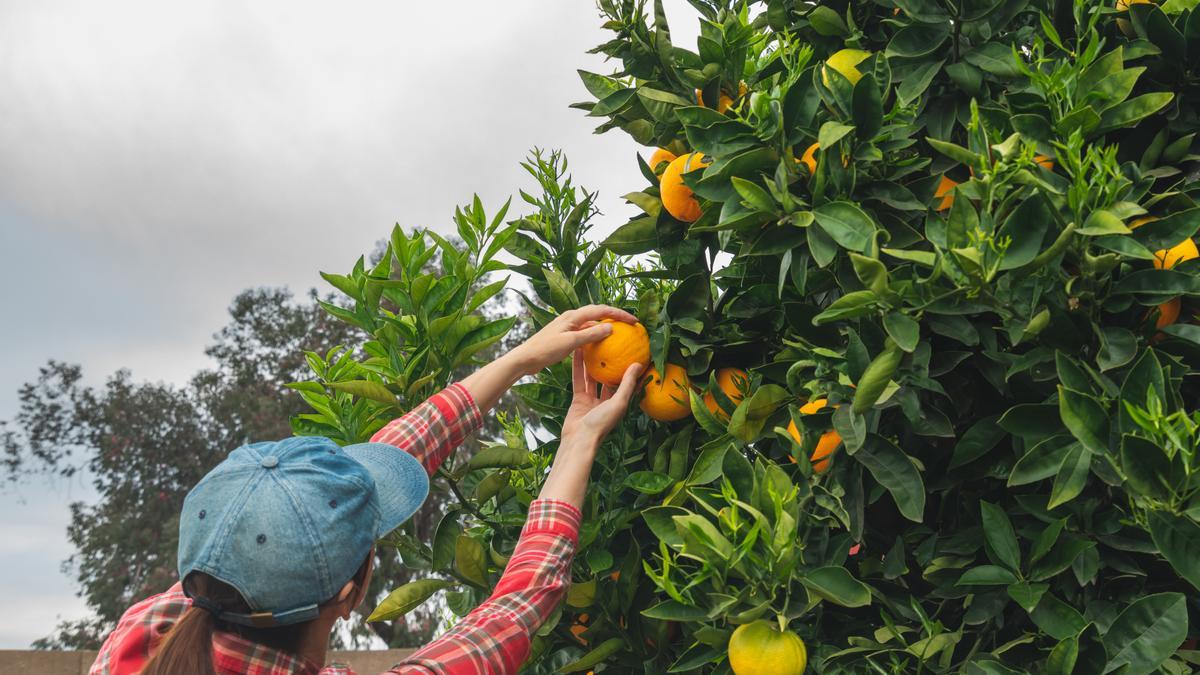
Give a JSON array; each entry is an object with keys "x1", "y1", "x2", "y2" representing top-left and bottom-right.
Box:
[{"x1": 142, "y1": 556, "x2": 371, "y2": 675}]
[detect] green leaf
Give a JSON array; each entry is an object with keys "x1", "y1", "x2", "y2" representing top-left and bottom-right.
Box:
[
  {"x1": 887, "y1": 24, "x2": 950, "y2": 58},
  {"x1": 853, "y1": 339, "x2": 903, "y2": 414},
  {"x1": 801, "y1": 566, "x2": 872, "y2": 607},
  {"x1": 604, "y1": 217, "x2": 658, "y2": 255},
  {"x1": 1121, "y1": 435, "x2": 1174, "y2": 500},
  {"x1": 1006, "y1": 581, "x2": 1048, "y2": 613},
  {"x1": 328, "y1": 380, "x2": 396, "y2": 405},
  {"x1": 807, "y1": 5, "x2": 848, "y2": 36},
  {"x1": 432, "y1": 512, "x2": 462, "y2": 569},
  {"x1": 454, "y1": 535, "x2": 488, "y2": 586},
  {"x1": 1147, "y1": 511, "x2": 1200, "y2": 592},
  {"x1": 813, "y1": 201, "x2": 877, "y2": 252},
  {"x1": 1030, "y1": 594, "x2": 1087, "y2": 640},
  {"x1": 981, "y1": 501, "x2": 1021, "y2": 572},
  {"x1": 1045, "y1": 637, "x2": 1079, "y2": 675},
  {"x1": 963, "y1": 42, "x2": 1021, "y2": 77},
  {"x1": 641, "y1": 600, "x2": 709, "y2": 620},
  {"x1": 883, "y1": 312, "x2": 920, "y2": 352},
  {"x1": 812, "y1": 290, "x2": 879, "y2": 325},
  {"x1": 1057, "y1": 386, "x2": 1110, "y2": 454},
  {"x1": 950, "y1": 416, "x2": 1005, "y2": 469},
  {"x1": 1047, "y1": 445, "x2": 1090, "y2": 509},
  {"x1": 642, "y1": 506, "x2": 688, "y2": 548},
  {"x1": 468, "y1": 446, "x2": 533, "y2": 470},
  {"x1": 728, "y1": 385, "x2": 789, "y2": 443},
  {"x1": 625, "y1": 471, "x2": 675, "y2": 495},
  {"x1": 957, "y1": 565, "x2": 1019, "y2": 586},
  {"x1": 367, "y1": 579, "x2": 456, "y2": 622},
  {"x1": 559, "y1": 637, "x2": 626, "y2": 673},
  {"x1": 856, "y1": 436, "x2": 926, "y2": 522},
  {"x1": 730, "y1": 176, "x2": 775, "y2": 212},
  {"x1": 1095, "y1": 92, "x2": 1174, "y2": 136},
  {"x1": 1102, "y1": 593, "x2": 1188, "y2": 674},
  {"x1": 1010, "y1": 437, "x2": 1078, "y2": 486},
  {"x1": 1077, "y1": 210, "x2": 1131, "y2": 236},
  {"x1": 685, "y1": 443, "x2": 729, "y2": 485}
]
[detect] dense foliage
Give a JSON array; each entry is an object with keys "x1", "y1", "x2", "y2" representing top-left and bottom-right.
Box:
[{"x1": 304, "y1": 0, "x2": 1200, "y2": 671}]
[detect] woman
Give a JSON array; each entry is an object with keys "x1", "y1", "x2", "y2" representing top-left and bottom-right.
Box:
[{"x1": 90, "y1": 305, "x2": 645, "y2": 675}]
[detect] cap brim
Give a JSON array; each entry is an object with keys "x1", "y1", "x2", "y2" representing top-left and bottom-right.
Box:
[{"x1": 342, "y1": 442, "x2": 430, "y2": 537}]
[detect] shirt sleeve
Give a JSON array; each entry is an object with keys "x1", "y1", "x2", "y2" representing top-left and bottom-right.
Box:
[
  {"x1": 370, "y1": 382, "x2": 484, "y2": 476},
  {"x1": 383, "y1": 499, "x2": 583, "y2": 675}
]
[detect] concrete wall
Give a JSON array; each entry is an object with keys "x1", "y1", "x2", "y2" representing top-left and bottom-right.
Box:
[{"x1": 0, "y1": 649, "x2": 416, "y2": 674}]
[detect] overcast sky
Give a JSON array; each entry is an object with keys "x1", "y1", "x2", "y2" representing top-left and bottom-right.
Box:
[{"x1": 0, "y1": 0, "x2": 700, "y2": 648}]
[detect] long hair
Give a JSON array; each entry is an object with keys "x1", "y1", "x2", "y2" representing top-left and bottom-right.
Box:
[{"x1": 142, "y1": 556, "x2": 371, "y2": 675}]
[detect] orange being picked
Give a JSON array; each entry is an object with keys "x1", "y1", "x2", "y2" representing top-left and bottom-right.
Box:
[
  {"x1": 640, "y1": 364, "x2": 692, "y2": 421},
  {"x1": 728, "y1": 619, "x2": 807, "y2": 675},
  {"x1": 703, "y1": 368, "x2": 748, "y2": 420},
  {"x1": 786, "y1": 399, "x2": 842, "y2": 473},
  {"x1": 581, "y1": 319, "x2": 650, "y2": 387},
  {"x1": 648, "y1": 148, "x2": 676, "y2": 171},
  {"x1": 660, "y1": 152, "x2": 709, "y2": 222},
  {"x1": 934, "y1": 175, "x2": 957, "y2": 212},
  {"x1": 799, "y1": 142, "x2": 819, "y2": 176}
]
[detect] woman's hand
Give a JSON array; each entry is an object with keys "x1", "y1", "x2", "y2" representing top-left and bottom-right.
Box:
[
  {"x1": 537, "y1": 350, "x2": 642, "y2": 509},
  {"x1": 508, "y1": 305, "x2": 639, "y2": 377}
]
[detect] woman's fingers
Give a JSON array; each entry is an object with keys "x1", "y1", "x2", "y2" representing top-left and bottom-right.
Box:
[
  {"x1": 568, "y1": 304, "x2": 638, "y2": 327},
  {"x1": 600, "y1": 384, "x2": 615, "y2": 402},
  {"x1": 571, "y1": 349, "x2": 585, "y2": 394},
  {"x1": 571, "y1": 321, "x2": 614, "y2": 348},
  {"x1": 612, "y1": 362, "x2": 644, "y2": 404}
]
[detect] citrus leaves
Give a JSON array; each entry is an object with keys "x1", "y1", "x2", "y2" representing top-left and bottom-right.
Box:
[
  {"x1": 801, "y1": 566, "x2": 872, "y2": 607},
  {"x1": 1102, "y1": 593, "x2": 1187, "y2": 675},
  {"x1": 367, "y1": 579, "x2": 457, "y2": 622},
  {"x1": 812, "y1": 201, "x2": 877, "y2": 252},
  {"x1": 856, "y1": 436, "x2": 925, "y2": 522}
]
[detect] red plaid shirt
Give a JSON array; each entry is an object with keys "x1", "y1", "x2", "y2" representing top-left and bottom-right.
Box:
[{"x1": 91, "y1": 383, "x2": 582, "y2": 675}]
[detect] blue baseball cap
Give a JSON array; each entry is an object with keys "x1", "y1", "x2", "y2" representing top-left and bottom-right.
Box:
[{"x1": 177, "y1": 435, "x2": 429, "y2": 626}]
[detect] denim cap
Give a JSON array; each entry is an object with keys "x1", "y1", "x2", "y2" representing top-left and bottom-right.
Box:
[{"x1": 177, "y1": 435, "x2": 429, "y2": 626}]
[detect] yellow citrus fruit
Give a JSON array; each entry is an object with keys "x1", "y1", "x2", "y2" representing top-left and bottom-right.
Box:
[
  {"x1": 581, "y1": 319, "x2": 651, "y2": 387},
  {"x1": 1116, "y1": 0, "x2": 1154, "y2": 37},
  {"x1": 786, "y1": 399, "x2": 842, "y2": 473},
  {"x1": 822, "y1": 49, "x2": 870, "y2": 87},
  {"x1": 648, "y1": 148, "x2": 676, "y2": 171},
  {"x1": 1155, "y1": 238, "x2": 1198, "y2": 270},
  {"x1": 799, "y1": 142, "x2": 819, "y2": 176},
  {"x1": 1156, "y1": 297, "x2": 1181, "y2": 330},
  {"x1": 934, "y1": 175, "x2": 957, "y2": 212},
  {"x1": 640, "y1": 364, "x2": 692, "y2": 422},
  {"x1": 660, "y1": 152, "x2": 709, "y2": 222},
  {"x1": 703, "y1": 368, "x2": 748, "y2": 420},
  {"x1": 728, "y1": 620, "x2": 808, "y2": 675}
]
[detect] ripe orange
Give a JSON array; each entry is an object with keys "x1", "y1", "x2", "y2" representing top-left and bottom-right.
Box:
[
  {"x1": 1034, "y1": 154, "x2": 1054, "y2": 171},
  {"x1": 703, "y1": 368, "x2": 748, "y2": 420},
  {"x1": 728, "y1": 620, "x2": 807, "y2": 675},
  {"x1": 1155, "y1": 238, "x2": 1199, "y2": 270},
  {"x1": 640, "y1": 364, "x2": 692, "y2": 421},
  {"x1": 799, "y1": 142, "x2": 819, "y2": 176},
  {"x1": 570, "y1": 614, "x2": 589, "y2": 645},
  {"x1": 786, "y1": 399, "x2": 842, "y2": 473},
  {"x1": 581, "y1": 319, "x2": 651, "y2": 387},
  {"x1": 648, "y1": 148, "x2": 676, "y2": 171},
  {"x1": 1156, "y1": 297, "x2": 1181, "y2": 330},
  {"x1": 934, "y1": 176, "x2": 957, "y2": 212},
  {"x1": 660, "y1": 152, "x2": 709, "y2": 222}
]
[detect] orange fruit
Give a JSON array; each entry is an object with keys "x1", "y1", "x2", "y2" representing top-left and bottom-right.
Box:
[
  {"x1": 1133, "y1": 215, "x2": 1200, "y2": 269},
  {"x1": 640, "y1": 364, "x2": 692, "y2": 421},
  {"x1": 648, "y1": 148, "x2": 676, "y2": 171},
  {"x1": 703, "y1": 368, "x2": 748, "y2": 420},
  {"x1": 786, "y1": 399, "x2": 841, "y2": 473},
  {"x1": 728, "y1": 620, "x2": 807, "y2": 675},
  {"x1": 1155, "y1": 239, "x2": 1198, "y2": 270},
  {"x1": 660, "y1": 152, "x2": 709, "y2": 222},
  {"x1": 571, "y1": 614, "x2": 590, "y2": 644},
  {"x1": 934, "y1": 176, "x2": 957, "y2": 212},
  {"x1": 1156, "y1": 297, "x2": 1181, "y2": 330},
  {"x1": 799, "y1": 142, "x2": 819, "y2": 176},
  {"x1": 581, "y1": 319, "x2": 650, "y2": 387},
  {"x1": 1035, "y1": 154, "x2": 1054, "y2": 171}
]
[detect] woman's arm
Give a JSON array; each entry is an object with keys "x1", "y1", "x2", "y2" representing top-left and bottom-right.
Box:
[
  {"x1": 371, "y1": 305, "x2": 638, "y2": 476},
  {"x1": 386, "y1": 353, "x2": 643, "y2": 675}
]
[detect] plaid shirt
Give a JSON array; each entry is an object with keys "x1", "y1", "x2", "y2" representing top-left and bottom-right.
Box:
[{"x1": 91, "y1": 383, "x2": 582, "y2": 675}]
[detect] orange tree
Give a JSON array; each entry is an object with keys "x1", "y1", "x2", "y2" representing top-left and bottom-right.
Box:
[{"x1": 295, "y1": 1, "x2": 1200, "y2": 672}]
